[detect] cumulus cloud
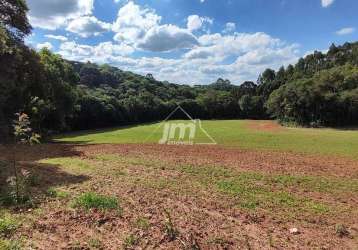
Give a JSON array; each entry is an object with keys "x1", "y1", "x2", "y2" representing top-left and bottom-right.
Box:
[
  {"x1": 112, "y1": 2, "x2": 201, "y2": 52},
  {"x1": 45, "y1": 35, "x2": 68, "y2": 41},
  {"x1": 336, "y1": 27, "x2": 355, "y2": 35},
  {"x1": 37, "y1": 42, "x2": 53, "y2": 50},
  {"x1": 57, "y1": 30, "x2": 299, "y2": 85},
  {"x1": 66, "y1": 16, "x2": 111, "y2": 37},
  {"x1": 43, "y1": 1, "x2": 300, "y2": 84},
  {"x1": 138, "y1": 25, "x2": 199, "y2": 52},
  {"x1": 187, "y1": 32, "x2": 282, "y2": 60},
  {"x1": 27, "y1": 0, "x2": 94, "y2": 30},
  {"x1": 187, "y1": 15, "x2": 213, "y2": 32},
  {"x1": 321, "y1": 0, "x2": 334, "y2": 7},
  {"x1": 59, "y1": 41, "x2": 134, "y2": 61},
  {"x1": 112, "y1": 1, "x2": 161, "y2": 43}
]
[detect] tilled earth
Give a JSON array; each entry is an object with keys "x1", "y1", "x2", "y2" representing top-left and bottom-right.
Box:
[{"x1": 0, "y1": 143, "x2": 358, "y2": 249}]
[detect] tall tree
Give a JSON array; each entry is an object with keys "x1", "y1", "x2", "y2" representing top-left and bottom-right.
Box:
[{"x1": 0, "y1": 0, "x2": 31, "y2": 40}]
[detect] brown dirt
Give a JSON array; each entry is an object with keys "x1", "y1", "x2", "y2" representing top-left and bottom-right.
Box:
[
  {"x1": 1, "y1": 143, "x2": 358, "y2": 249},
  {"x1": 245, "y1": 120, "x2": 286, "y2": 132}
]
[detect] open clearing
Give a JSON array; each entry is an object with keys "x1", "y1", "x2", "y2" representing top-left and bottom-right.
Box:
[
  {"x1": 56, "y1": 120, "x2": 358, "y2": 159},
  {"x1": 1, "y1": 120, "x2": 358, "y2": 249}
]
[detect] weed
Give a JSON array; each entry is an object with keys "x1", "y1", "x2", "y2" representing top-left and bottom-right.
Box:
[
  {"x1": 135, "y1": 217, "x2": 150, "y2": 230},
  {"x1": 88, "y1": 237, "x2": 102, "y2": 249},
  {"x1": 46, "y1": 188, "x2": 69, "y2": 199},
  {"x1": 123, "y1": 234, "x2": 139, "y2": 249},
  {"x1": 0, "y1": 214, "x2": 18, "y2": 237},
  {"x1": 0, "y1": 239, "x2": 22, "y2": 250},
  {"x1": 72, "y1": 192, "x2": 119, "y2": 211},
  {"x1": 163, "y1": 209, "x2": 178, "y2": 241},
  {"x1": 335, "y1": 224, "x2": 350, "y2": 237},
  {"x1": 1, "y1": 169, "x2": 33, "y2": 206}
]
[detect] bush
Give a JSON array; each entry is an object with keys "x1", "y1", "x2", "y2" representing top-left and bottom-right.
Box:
[{"x1": 72, "y1": 192, "x2": 119, "y2": 211}]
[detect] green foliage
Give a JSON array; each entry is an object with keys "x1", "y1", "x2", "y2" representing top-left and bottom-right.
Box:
[
  {"x1": 0, "y1": 1, "x2": 357, "y2": 137},
  {"x1": 46, "y1": 188, "x2": 69, "y2": 199},
  {"x1": 72, "y1": 192, "x2": 119, "y2": 211},
  {"x1": 0, "y1": 239, "x2": 22, "y2": 250},
  {"x1": 0, "y1": 0, "x2": 32, "y2": 40},
  {"x1": 135, "y1": 217, "x2": 150, "y2": 230},
  {"x1": 267, "y1": 64, "x2": 358, "y2": 126},
  {"x1": 0, "y1": 214, "x2": 18, "y2": 237}
]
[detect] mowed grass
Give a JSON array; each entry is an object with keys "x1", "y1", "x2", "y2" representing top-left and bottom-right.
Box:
[{"x1": 55, "y1": 120, "x2": 358, "y2": 158}]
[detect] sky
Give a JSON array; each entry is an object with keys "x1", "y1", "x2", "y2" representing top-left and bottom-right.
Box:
[{"x1": 25, "y1": 0, "x2": 358, "y2": 85}]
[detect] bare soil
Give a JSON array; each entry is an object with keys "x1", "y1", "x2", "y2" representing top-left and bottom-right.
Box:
[
  {"x1": 1, "y1": 143, "x2": 357, "y2": 249},
  {"x1": 245, "y1": 120, "x2": 286, "y2": 132}
]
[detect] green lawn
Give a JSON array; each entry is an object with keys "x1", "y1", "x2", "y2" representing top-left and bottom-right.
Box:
[{"x1": 55, "y1": 120, "x2": 358, "y2": 158}]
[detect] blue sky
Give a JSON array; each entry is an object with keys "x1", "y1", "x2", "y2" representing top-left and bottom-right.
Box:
[{"x1": 26, "y1": 0, "x2": 357, "y2": 85}]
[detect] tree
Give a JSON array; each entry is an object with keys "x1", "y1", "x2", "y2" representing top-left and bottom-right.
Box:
[
  {"x1": 9, "y1": 112, "x2": 40, "y2": 204},
  {"x1": 0, "y1": 0, "x2": 32, "y2": 40}
]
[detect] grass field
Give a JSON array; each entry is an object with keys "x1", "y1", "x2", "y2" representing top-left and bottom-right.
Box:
[
  {"x1": 1, "y1": 120, "x2": 357, "y2": 249},
  {"x1": 56, "y1": 120, "x2": 358, "y2": 158}
]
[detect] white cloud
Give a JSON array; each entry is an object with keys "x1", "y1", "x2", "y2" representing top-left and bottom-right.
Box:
[
  {"x1": 66, "y1": 16, "x2": 111, "y2": 37},
  {"x1": 321, "y1": 0, "x2": 334, "y2": 7},
  {"x1": 45, "y1": 35, "x2": 68, "y2": 41},
  {"x1": 223, "y1": 22, "x2": 236, "y2": 33},
  {"x1": 57, "y1": 30, "x2": 299, "y2": 85},
  {"x1": 187, "y1": 32, "x2": 283, "y2": 60},
  {"x1": 42, "y1": 1, "x2": 300, "y2": 84},
  {"x1": 187, "y1": 15, "x2": 213, "y2": 31},
  {"x1": 112, "y1": 1, "x2": 161, "y2": 43},
  {"x1": 336, "y1": 27, "x2": 355, "y2": 35},
  {"x1": 27, "y1": 0, "x2": 94, "y2": 30},
  {"x1": 37, "y1": 42, "x2": 53, "y2": 50},
  {"x1": 138, "y1": 25, "x2": 198, "y2": 52},
  {"x1": 112, "y1": 2, "x2": 201, "y2": 52},
  {"x1": 59, "y1": 41, "x2": 134, "y2": 61}
]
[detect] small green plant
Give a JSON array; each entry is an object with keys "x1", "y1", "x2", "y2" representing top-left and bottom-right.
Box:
[
  {"x1": 6, "y1": 113, "x2": 41, "y2": 205},
  {"x1": 0, "y1": 213, "x2": 18, "y2": 237},
  {"x1": 72, "y1": 192, "x2": 119, "y2": 211},
  {"x1": 163, "y1": 209, "x2": 178, "y2": 241},
  {"x1": 46, "y1": 188, "x2": 69, "y2": 199},
  {"x1": 0, "y1": 239, "x2": 22, "y2": 250},
  {"x1": 88, "y1": 237, "x2": 102, "y2": 249},
  {"x1": 135, "y1": 217, "x2": 150, "y2": 230},
  {"x1": 335, "y1": 224, "x2": 350, "y2": 237},
  {"x1": 123, "y1": 234, "x2": 139, "y2": 249}
]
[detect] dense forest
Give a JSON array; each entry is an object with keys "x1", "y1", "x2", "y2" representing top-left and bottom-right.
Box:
[{"x1": 1, "y1": 0, "x2": 358, "y2": 140}]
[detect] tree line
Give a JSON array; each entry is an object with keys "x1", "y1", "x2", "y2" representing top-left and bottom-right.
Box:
[{"x1": 0, "y1": 0, "x2": 357, "y2": 141}]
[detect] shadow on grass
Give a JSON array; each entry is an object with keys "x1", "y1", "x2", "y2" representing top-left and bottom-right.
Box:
[{"x1": 0, "y1": 144, "x2": 91, "y2": 207}]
